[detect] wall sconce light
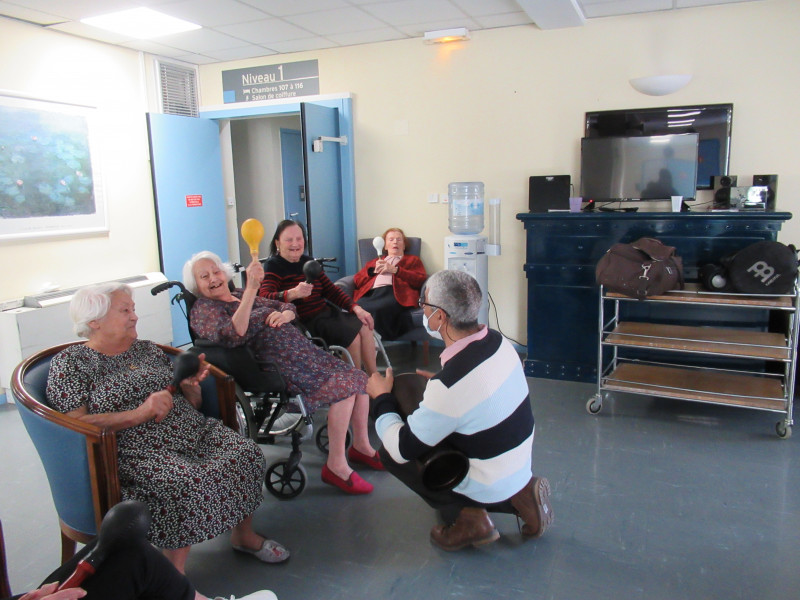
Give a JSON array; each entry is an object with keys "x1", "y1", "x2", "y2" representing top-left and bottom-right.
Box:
[
  {"x1": 424, "y1": 27, "x2": 470, "y2": 44},
  {"x1": 629, "y1": 74, "x2": 692, "y2": 96}
]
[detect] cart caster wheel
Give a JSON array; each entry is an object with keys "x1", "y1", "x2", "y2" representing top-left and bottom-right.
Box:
[
  {"x1": 315, "y1": 424, "x2": 352, "y2": 454},
  {"x1": 265, "y1": 461, "x2": 307, "y2": 499},
  {"x1": 775, "y1": 422, "x2": 792, "y2": 439},
  {"x1": 586, "y1": 395, "x2": 602, "y2": 415}
]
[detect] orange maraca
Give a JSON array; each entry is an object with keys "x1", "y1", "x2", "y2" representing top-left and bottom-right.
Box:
[{"x1": 241, "y1": 218, "x2": 264, "y2": 259}]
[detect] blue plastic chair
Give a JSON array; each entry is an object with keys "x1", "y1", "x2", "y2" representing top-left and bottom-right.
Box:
[{"x1": 11, "y1": 341, "x2": 237, "y2": 564}]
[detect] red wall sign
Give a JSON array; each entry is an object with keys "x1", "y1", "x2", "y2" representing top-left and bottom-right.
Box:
[{"x1": 186, "y1": 194, "x2": 203, "y2": 207}]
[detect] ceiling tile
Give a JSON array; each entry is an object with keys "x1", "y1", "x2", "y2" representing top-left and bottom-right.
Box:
[
  {"x1": 239, "y1": 0, "x2": 349, "y2": 18},
  {"x1": 472, "y1": 11, "x2": 534, "y2": 28},
  {"x1": 284, "y1": 7, "x2": 388, "y2": 35},
  {"x1": 217, "y1": 17, "x2": 311, "y2": 44},
  {"x1": 263, "y1": 36, "x2": 340, "y2": 54},
  {"x1": 6, "y1": 0, "x2": 142, "y2": 21},
  {"x1": 153, "y1": 27, "x2": 247, "y2": 53},
  {"x1": 450, "y1": 0, "x2": 523, "y2": 18},
  {"x1": 157, "y1": 0, "x2": 271, "y2": 27},
  {"x1": 361, "y1": 0, "x2": 469, "y2": 27},
  {"x1": 0, "y1": 0, "x2": 64, "y2": 24},
  {"x1": 46, "y1": 20, "x2": 137, "y2": 43},
  {"x1": 580, "y1": 0, "x2": 672, "y2": 19},
  {"x1": 394, "y1": 17, "x2": 480, "y2": 38},
  {"x1": 326, "y1": 27, "x2": 409, "y2": 46}
]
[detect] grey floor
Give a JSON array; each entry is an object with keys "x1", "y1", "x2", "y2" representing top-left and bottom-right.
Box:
[{"x1": 2, "y1": 342, "x2": 800, "y2": 600}]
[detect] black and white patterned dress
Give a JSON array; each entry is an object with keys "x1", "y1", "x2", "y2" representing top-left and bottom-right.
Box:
[{"x1": 46, "y1": 340, "x2": 266, "y2": 549}]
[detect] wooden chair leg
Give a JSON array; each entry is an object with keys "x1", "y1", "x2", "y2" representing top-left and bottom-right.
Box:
[
  {"x1": 0, "y1": 520, "x2": 11, "y2": 598},
  {"x1": 60, "y1": 530, "x2": 77, "y2": 565}
]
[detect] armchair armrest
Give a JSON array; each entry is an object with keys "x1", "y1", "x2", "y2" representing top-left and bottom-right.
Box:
[{"x1": 334, "y1": 275, "x2": 356, "y2": 299}]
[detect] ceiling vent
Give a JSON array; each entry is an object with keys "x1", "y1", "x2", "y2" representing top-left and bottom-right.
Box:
[{"x1": 158, "y1": 61, "x2": 198, "y2": 117}]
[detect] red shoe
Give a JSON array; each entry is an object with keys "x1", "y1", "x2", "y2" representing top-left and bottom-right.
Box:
[
  {"x1": 347, "y1": 447, "x2": 385, "y2": 471},
  {"x1": 321, "y1": 464, "x2": 373, "y2": 495}
]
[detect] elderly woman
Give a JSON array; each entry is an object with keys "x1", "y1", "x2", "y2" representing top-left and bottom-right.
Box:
[
  {"x1": 258, "y1": 220, "x2": 378, "y2": 375},
  {"x1": 184, "y1": 251, "x2": 382, "y2": 496},
  {"x1": 45, "y1": 283, "x2": 288, "y2": 575},
  {"x1": 353, "y1": 227, "x2": 427, "y2": 339}
]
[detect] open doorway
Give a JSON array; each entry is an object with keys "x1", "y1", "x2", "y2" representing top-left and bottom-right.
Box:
[{"x1": 229, "y1": 114, "x2": 302, "y2": 263}]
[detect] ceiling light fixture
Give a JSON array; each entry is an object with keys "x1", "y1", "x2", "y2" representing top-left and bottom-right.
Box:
[
  {"x1": 424, "y1": 27, "x2": 470, "y2": 44},
  {"x1": 81, "y1": 7, "x2": 201, "y2": 39},
  {"x1": 629, "y1": 74, "x2": 692, "y2": 96}
]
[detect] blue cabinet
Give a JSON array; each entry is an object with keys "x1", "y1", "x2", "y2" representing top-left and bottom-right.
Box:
[{"x1": 515, "y1": 212, "x2": 792, "y2": 382}]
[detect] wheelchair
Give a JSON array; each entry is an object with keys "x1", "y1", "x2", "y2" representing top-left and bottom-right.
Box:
[{"x1": 151, "y1": 279, "x2": 345, "y2": 500}]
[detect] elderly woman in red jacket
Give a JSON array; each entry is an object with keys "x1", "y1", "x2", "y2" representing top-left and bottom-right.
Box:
[{"x1": 353, "y1": 228, "x2": 427, "y2": 339}]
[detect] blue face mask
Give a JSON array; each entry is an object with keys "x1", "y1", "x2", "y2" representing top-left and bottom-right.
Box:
[{"x1": 423, "y1": 308, "x2": 443, "y2": 340}]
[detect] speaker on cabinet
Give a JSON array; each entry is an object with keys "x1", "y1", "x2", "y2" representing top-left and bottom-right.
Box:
[
  {"x1": 712, "y1": 175, "x2": 737, "y2": 210},
  {"x1": 752, "y1": 174, "x2": 778, "y2": 211}
]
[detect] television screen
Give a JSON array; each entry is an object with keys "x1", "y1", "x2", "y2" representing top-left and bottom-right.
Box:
[
  {"x1": 580, "y1": 134, "x2": 699, "y2": 202},
  {"x1": 585, "y1": 104, "x2": 732, "y2": 189}
]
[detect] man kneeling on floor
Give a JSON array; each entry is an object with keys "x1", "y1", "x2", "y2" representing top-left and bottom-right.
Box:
[{"x1": 366, "y1": 269, "x2": 553, "y2": 551}]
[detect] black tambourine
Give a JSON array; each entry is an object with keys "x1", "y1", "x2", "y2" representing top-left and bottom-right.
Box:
[{"x1": 392, "y1": 373, "x2": 469, "y2": 492}]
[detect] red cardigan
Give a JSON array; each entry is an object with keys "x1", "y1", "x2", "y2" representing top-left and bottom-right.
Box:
[{"x1": 352, "y1": 254, "x2": 427, "y2": 307}]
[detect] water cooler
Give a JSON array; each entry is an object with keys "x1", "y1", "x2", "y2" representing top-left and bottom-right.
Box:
[{"x1": 444, "y1": 182, "x2": 500, "y2": 326}]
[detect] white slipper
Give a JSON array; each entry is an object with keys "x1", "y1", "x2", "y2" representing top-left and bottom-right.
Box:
[{"x1": 232, "y1": 539, "x2": 290, "y2": 563}]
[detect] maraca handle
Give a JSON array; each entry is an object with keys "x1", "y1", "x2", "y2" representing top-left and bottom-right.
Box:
[{"x1": 58, "y1": 560, "x2": 95, "y2": 590}]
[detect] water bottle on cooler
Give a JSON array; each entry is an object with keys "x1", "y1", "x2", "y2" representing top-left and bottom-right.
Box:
[{"x1": 448, "y1": 182, "x2": 484, "y2": 235}]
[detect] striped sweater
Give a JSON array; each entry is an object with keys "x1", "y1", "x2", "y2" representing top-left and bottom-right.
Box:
[
  {"x1": 374, "y1": 329, "x2": 534, "y2": 503},
  {"x1": 259, "y1": 254, "x2": 355, "y2": 321}
]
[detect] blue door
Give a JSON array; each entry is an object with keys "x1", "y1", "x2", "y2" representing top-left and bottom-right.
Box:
[
  {"x1": 280, "y1": 128, "x2": 306, "y2": 225},
  {"x1": 147, "y1": 113, "x2": 228, "y2": 346},
  {"x1": 301, "y1": 103, "x2": 345, "y2": 268}
]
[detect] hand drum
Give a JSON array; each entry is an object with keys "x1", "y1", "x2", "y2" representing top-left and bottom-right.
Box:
[{"x1": 392, "y1": 373, "x2": 469, "y2": 492}]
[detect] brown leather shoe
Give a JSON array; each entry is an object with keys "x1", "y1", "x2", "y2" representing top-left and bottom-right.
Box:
[
  {"x1": 429, "y1": 507, "x2": 500, "y2": 551},
  {"x1": 510, "y1": 476, "x2": 554, "y2": 538}
]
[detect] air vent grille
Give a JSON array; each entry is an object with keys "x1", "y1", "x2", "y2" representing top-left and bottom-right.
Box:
[{"x1": 158, "y1": 61, "x2": 198, "y2": 117}]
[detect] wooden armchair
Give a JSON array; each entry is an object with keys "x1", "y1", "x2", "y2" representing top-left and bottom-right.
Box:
[{"x1": 10, "y1": 341, "x2": 237, "y2": 564}]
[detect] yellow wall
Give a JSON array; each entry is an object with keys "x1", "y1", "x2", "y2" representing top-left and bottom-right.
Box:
[
  {"x1": 199, "y1": 0, "x2": 800, "y2": 341},
  {"x1": 0, "y1": 17, "x2": 160, "y2": 300}
]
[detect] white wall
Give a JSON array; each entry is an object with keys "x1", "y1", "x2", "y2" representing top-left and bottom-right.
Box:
[
  {"x1": 0, "y1": 17, "x2": 160, "y2": 301},
  {"x1": 198, "y1": 0, "x2": 800, "y2": 342}
]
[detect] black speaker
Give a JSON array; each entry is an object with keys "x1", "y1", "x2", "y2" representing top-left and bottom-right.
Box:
[
  {"x1": 712, "y1": 175, "x2": 737, "y2": 210},
  {"x1": 529, "y1": 175, "x2": 571, "y2": 213},
  {"x1": 753, "y1": 174, "x2": 778, "y2": 211}
]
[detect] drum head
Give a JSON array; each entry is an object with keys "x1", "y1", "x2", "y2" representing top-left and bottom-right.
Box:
[{"x1": 392, "y1": 372, "x2": 428, "y2": 418}]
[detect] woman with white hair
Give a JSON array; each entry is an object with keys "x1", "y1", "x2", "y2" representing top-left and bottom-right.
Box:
[
  {"x1": 183, "y1": 252, "x2": 381, "y2": 496},
  {"x1": 46, "y1": 282, "x2": 289, "y2": 575}
]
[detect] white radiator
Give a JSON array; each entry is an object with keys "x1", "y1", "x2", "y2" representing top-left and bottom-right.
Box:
[{"x1": 0, "y1": 272, "x2": 172, "y2": 392}]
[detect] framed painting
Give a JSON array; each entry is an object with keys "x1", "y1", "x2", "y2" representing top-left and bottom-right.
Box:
[{"x1": 0, "y1": 91, "x2": 107, "y2": 240}]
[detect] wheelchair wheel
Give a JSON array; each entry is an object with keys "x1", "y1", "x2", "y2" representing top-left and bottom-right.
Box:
[
  {"x1": 315, "y1": 424, "x2": 352, "y2": 454},
  {"x1": 234, "y1": 384, "x2": 257, "y2": 441},
  {"x1": 265, "y1": 461, "x2": 307, "y2": 499}
]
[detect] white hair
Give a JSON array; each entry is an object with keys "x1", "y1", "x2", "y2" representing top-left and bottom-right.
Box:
[
  {"x1": 182, "y1": 250, "x2": 235, "y2": 294},
  {"x1": 425, "y1": 270, "x2": 482, "y2": 330},
  {"x1": 70, "y1": 282, "x2": 134, "y2": 338}
]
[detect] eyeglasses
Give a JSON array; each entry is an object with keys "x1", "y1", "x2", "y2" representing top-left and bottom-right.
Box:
[{"x1": 418, "y1": 298, "x2": 447, "y2": 314}]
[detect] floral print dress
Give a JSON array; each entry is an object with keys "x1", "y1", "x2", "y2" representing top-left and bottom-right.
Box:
[
  {"x1": 46, "y1": 340, "x2": 266, "y2": 549},
  {"x1": 190, "y1": 291, "x2": 367, "y2": 412}
]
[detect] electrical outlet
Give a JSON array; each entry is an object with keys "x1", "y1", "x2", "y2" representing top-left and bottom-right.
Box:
[
  {"x1": 440, "y1": 193, "x2": 449, "y2": 203},
  {"x1": 428, "y1": 193, "x2": 439, "y2": 203}
]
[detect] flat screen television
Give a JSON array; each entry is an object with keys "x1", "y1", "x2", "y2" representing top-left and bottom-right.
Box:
[
  {"x1": 585, "y1": 104, "x2": 732, "y2": 189},
  {"x1": 580, "y1": 134, "x2": 699, "y2": 203}
]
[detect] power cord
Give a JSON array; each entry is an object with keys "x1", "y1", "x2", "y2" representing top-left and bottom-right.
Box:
[{"x1": 487, "y1": 291, "x2": 524, "y2": 347}]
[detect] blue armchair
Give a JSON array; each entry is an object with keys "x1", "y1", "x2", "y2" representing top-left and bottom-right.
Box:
[
  {"x1": 335, "y1": 237, "x2": 431, "y2": 363},
  {"x1": 10, "y1": 341, "x2": 238, "y2": 564}
]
